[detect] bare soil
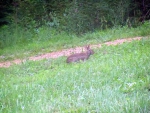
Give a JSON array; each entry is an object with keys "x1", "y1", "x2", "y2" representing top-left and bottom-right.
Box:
[{"x1": 0, "y1": 37, "x2": 142, "y2": 68}]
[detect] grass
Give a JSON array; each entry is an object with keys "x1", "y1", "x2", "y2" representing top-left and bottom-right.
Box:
[
  {"x1": 0, "y1": 21, "x2": 150, "y2": 61},
  {"x1": 0, "y1": 37, "x2": 150, "y2": 112}
]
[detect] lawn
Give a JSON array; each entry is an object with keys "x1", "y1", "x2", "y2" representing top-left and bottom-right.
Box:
[{"x1": 0, "y1": 37, "x2": 150, "y2": 112}]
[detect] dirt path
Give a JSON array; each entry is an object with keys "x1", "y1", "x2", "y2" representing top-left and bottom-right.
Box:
[{"x1": 0, "y1": 37, "x2": 143, "y2": 68}]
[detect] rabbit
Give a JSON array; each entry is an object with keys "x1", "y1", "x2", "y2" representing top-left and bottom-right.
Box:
[{"x1": 66, "y1": 45, "x2": 94, "y2": 63}]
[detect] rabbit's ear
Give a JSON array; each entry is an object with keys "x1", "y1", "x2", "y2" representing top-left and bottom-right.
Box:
[
  {"x1": 87, "y1": 45, "x2": 90, "y2": 49},
  {"x1": 85, "y1": 45, "x2": 90, "y2": 50},
  {"x1": 84, "y1": 45, "x2": 88, "y2": 49}
]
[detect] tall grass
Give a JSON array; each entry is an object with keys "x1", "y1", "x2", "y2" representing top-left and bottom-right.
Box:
[
  {"x1": 0, "y1": 38, "x2": 150, "y2": 112},
  {"x1": 0, "y1": 21, "x2": 150, "y2": 61}
]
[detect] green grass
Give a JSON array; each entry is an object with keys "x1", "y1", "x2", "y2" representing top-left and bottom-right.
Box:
[
  {"x1": 0, "y1": 21, "x2": 150, "y2": 61},
  {"x1": 0, "y1": 37, "x2": 150, "y2": 112}
]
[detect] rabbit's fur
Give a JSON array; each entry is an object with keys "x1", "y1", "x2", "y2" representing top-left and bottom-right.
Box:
[{"x1": 66, "y1": 45, "x2": 94, "y2": 63}]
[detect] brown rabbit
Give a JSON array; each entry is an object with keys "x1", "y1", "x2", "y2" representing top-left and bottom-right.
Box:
[{"x1": 66, "y1": 45, "x2": 94, "y2": 63}]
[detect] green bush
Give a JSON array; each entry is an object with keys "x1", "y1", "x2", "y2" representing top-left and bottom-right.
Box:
[
  {"x1": 57, "y1": 0, "x2": 139, "y2": 34},
  {"x1": 7, "y1": 0, "x2": 141, "y2": 34},
  {"x1": 0, "y1": 25, "x2": 35, "y2": 48}
]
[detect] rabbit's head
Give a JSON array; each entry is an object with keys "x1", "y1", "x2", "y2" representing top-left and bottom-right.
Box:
[
  {"x1": 66, "y1": 45, "x2": 94, "y2": 63},
  {"x1": 85, "y1": 45, "x2": 94, "y2": 55}
]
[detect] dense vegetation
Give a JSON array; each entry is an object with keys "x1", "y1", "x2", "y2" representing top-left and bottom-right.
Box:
[
  {"x1": 0, "y1": 0, "x2": 150, "y2": 49},
  {"x1": 0, "y1": 21, "x2": 149, "y2": 62}
]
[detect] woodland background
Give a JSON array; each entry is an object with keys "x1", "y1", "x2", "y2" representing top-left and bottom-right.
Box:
[{"x1": 0, "y1": 0, "x2": 150, "y2": 48}]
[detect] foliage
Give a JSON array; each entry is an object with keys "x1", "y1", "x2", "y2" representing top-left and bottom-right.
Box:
[
  {"x1": 0, "y1": 25, "x2": 35, "y2": 48},
  {"x1": 0, "y1": 0, "x2": 150, "y2": 48},
  {"x1": 9, "y1": 0, "x2": 47, "y2": 28},
  {"x1": 4, "y1": 0, "x2": 146, "y2": 34},
  {"x1": 0, "y1": 21, "x2": 150, "y2": 60},
  {"x1": 61, "y1": 0, "x2": 133, "y2": 34}
]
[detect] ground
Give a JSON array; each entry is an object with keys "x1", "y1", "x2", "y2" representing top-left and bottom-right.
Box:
[{"x1": 0, "y1": 37, "x2": 143, "y2": 68}]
